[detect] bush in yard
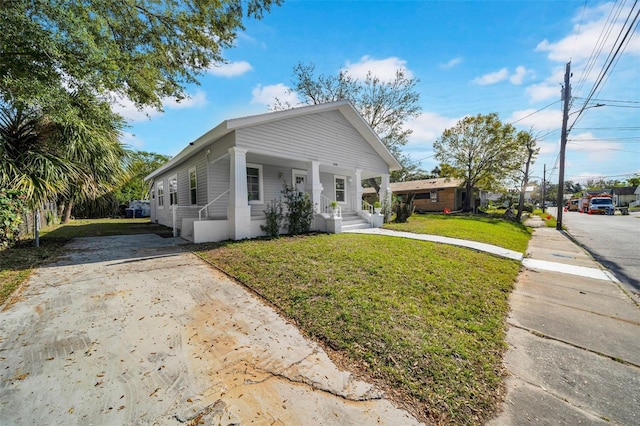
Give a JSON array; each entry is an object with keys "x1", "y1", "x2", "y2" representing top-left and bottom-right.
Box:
[
  {"x1": 0, "y1": 190, "x2": 27, "y2": 248},
  {"x1": 282, "y1": 183, "x2": 314, "y2": 235},
  {"x1": 261, "y1": 198, "x2": 284, "y2": 238},
  {"x1": 381, "y1": 192, "x2": 393, "y2": 223},
  {"x1": 393, "y1": 193, "x2": 415, "y2": 223}
]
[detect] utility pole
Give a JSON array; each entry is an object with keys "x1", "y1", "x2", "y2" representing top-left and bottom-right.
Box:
[
  {"x1": 542, "y1": 164, "x2": 546, "y2": 213},
  {"x1": 556, "y1": 62, "x2": 571, "y2": 231}
]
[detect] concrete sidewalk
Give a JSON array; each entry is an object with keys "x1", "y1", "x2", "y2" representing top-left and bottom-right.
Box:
[{"x1": 489, "y1": 220, "x2": 640, "y2": 425}]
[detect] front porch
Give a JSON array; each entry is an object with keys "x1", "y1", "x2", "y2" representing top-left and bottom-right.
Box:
[{"x1": 172, "y1": 147, "x2": 390, "y2": 243}]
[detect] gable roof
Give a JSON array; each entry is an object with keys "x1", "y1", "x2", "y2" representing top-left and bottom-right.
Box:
[
  {"x1": 145, "y1": 100, "x2": 401, "y2": 181},
  {"x1": 612, "y1": 186, "x2": 637, "y2": 196}
]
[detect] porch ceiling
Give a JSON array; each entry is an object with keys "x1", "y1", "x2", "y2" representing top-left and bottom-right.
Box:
[{"x1": 245, "y1": 151, "x2": 384, "y2": 179}]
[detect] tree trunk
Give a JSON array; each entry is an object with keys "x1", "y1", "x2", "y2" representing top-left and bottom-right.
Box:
[
  {"x1": 516, "y1": 180, "x2": 527, "y2": 221},
  {"x1": 516, "y1": 147, "x2": 534, "y2": 221},
  {"x1": 62, "y1": 198, "x2": 74, "y2": 224},
  {"x1": 463, "y1": 180, "x2": 473, "y2": 211},
  {"x1": 368, "y1": 178, "x2": 380, "y2": 194}
]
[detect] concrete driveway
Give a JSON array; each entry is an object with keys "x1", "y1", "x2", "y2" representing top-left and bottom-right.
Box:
[{"x1": 0, "y1": 234, "x2": 421, "y2": 425}]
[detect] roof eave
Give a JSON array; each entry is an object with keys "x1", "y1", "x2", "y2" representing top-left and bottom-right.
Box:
[{"x1": 144, "y1": 121, "x2": 231, "y2": 182}]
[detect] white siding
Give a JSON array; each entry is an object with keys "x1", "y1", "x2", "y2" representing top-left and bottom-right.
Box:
[{"x1": 235, "y1": 110, "x2": 390, "y2": 175}]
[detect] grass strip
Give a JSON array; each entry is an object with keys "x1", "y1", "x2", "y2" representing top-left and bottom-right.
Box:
[
  {"x1": 197, "y1": 233, "x2": 522, "y2": 424},
  {"x1": 384, "y1": 214, "x2": 531, "y2": 253}
]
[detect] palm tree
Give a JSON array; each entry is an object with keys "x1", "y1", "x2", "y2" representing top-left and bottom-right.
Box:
[
  {"x1": 0, "y1": 104, "x2": 77, "y2": 209},
  {"x1": 55, "y1": 92, "x2": 127, "y2": 222}
]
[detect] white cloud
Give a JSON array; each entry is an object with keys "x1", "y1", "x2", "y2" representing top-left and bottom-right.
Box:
[
  {"x1": 251, "y1": 83, "x2": 300, "y2": 106},
  {"x1": 510, "y1": 66, "x2": 529, "y2": 85},
  {"x1": 343, "y1": 56, "x2": 414, "y2": 81},
  {"x1": 536, "y1": 3, "x2": 640, "y2": 63},
  {"x1": 112, "y1": 90, "x2": 208, "y2": 123},
  {"x1": 167, "y1": 91, "x2": 207, "y2": 109},
  {"x1": 208, "y1": 61, "x2": 253, "y2": 77},
  {"x1": 525, "y1": 83, "x2": 561, "y2": 102},
  {"x1": 567, "y1": 131, "x2": 622, "y2": 161},
  {"x1": 439, "y1": 57, "x2": 463, "y2": 69},
  {"x1": 406, "y1": 111, "x2": 462, "y2": 145},
  {"x1": 507, "y1": 108, "x2": 562, "y2": 130},
  {"x1": 120, "y1": 131, "x2": 145, "y2": 149},
  {"x1": 473, "y1": 68, "x2": 509, "y2": 85}
]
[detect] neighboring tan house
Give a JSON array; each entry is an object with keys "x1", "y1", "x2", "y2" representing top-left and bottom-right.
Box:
[
  {"x1": 363, "y1": 177, "x2": 474, "y2": 212},
  {"x1": 145, "y1": 101, "x2": 401, "y2": 243}
]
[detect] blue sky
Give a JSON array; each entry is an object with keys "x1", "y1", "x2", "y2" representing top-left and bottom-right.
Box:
[{"x1": 116, "y1": 0, "x2": 640, "y2": 186}]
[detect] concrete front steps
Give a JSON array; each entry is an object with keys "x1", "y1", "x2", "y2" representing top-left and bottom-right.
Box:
[{"x1": 341, "y1": 212, "x2": 373, "y2": 231}]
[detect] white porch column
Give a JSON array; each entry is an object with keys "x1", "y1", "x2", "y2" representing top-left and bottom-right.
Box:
[
  {"x1": 306, "y1": 160, "x2": 323, "y2": 211},
  {"x1": 354, "y1": 168, "x2": 363, "y2": 211},
  {"x1": 228, "y1": 147, "x2": 251, "y2": 240},
  {"x1": 379, "y1": 173, "x2": 392, "y2": 211}
]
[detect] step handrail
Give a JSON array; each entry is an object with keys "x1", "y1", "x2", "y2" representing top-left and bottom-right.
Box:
[
  {"x1": 361, "y1": 200, "x2": 374, "y2": 227},
  {"x1": 320, "y1": 194, "x2": 341, "y2": 218},
  {"x1": 198, "y1": 189, "x2": 230, "y2": 220}
]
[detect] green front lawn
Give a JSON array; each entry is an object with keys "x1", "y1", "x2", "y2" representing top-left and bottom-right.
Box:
[
  {"x1": 196, "y1": 231, "x2": 523, "y2": 424},
  {"x1": 2, "y1": 215, "x2": 529, "y2": 424},
  {"x1": 384, "y1": 213, "x2": 531, "y2": 252}
]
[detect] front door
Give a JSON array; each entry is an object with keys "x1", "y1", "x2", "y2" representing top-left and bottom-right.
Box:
[{"x1": 293, "y1": 169, "x2": 306, "y2": 193}]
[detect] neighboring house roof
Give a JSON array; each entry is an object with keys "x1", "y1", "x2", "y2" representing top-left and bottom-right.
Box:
[
  {"x1": 362, "y1": 177, "x2": 465, "y2": 194},
  {"x1": 612, "y1": 186, "x2": 637, "y2": 196},
  {"x1": 145, "y1": 100, "x2": 401, "y2": 181}
]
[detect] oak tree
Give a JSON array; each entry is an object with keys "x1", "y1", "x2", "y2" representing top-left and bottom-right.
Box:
[
  {"x1": 271, "y1": 63, "x2": 423, "y2": 187},
  {"x1": 433, "y1": 113, "x2": 521, "y2": 211}
]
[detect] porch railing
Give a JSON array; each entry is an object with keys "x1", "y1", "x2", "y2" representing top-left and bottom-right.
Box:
[
  {"x1": 361, "y1": 200, "x2": 374, "y2": 227},
  {"x1": 362, "y1": 200, "x2": 374, "y2": 215},
  {"x1": 320, "y1": 194, "x2": 341, "y2": 218},
  {"x1": 198, "y1": 189, "x2": 230, "y2": 220}
]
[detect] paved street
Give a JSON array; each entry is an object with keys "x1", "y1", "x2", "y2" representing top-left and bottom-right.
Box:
[{"x1": 552, "y1": 207, "x2": 640, "y2": 298}]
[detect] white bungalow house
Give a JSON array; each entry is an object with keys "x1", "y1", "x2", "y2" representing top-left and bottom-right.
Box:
[{"x1": 145, "y1": 100, "x2": 401, "y2": 243}]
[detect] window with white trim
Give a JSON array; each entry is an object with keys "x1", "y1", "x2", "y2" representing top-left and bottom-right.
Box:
[
  {"x1": 189, "y1": 168, "x2": 197, "y2": 205},
  {"x1": 334, "y1": 176, "x2": 346, "y2": 203},
  {"x1": 430, "y1": 191, "x2": 438, "y2": 202},
  {"x1": 169, "y1": 175, "x2": 178, "y2": 205},
  {"x1": 246, "y1": 164, "x2": 263, "y2": 204},
  {"x1": 157, "y1": 181, "x2": 164, "y2": 208}
]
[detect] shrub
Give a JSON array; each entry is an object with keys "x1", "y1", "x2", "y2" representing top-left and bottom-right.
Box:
[
  {"x1": 282, "y1": 183, "x2": 315, "y2": 235},
  {"x1": 261, "y1": 199, "x2": 284, "y2": 238},
  {"x1": 0, "y1": 190, "x2": 27, "y2": 248}
]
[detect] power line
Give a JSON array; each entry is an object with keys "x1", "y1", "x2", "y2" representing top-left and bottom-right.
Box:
[
  {"x1": 507, "y1": 100, "x2": 561, "y2": 125},
  {"x1": 570, "y1": 1, "x2": 640, "y2": 131},
  {"x1": 573, "y1": 96, "x2": 640, "y2": 104}
]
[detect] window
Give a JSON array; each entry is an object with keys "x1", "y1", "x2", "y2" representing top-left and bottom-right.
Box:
[
  {"x1": 157, "y1": 181, "x2": 164, "y2": 207},
  {"x1": 169, "y1": 175, "x2": 178, "y2": 205},
  {"x1": 189, "y1": 168, "x2": 197, "y2": 205},
  {"x1": 430, "y1": 191, "x2": 438, "y2": 202},
  {"x1": 334, "y1": 176, "x2": 346, "y2": 203},
  {"x1": 246, "y1": 164, "x2": 263, "y2": 204}
]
